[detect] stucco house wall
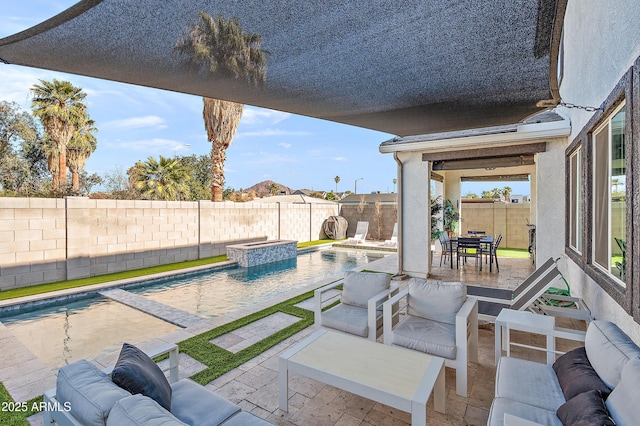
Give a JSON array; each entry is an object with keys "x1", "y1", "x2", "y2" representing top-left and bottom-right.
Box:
[{"x1": 559, "y1": 0, "x2": 640, "y2": 340}]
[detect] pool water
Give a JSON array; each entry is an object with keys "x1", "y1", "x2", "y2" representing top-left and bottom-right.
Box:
[
  {"x1": 134, "y1": 249, "x2": 383, "y2": 317},
  {"x1": 2, "y1": 298, "x2": 179, "y2": 369},
  {"x1": 0, "y1": 248, "x2": 383, "y2": 369}
]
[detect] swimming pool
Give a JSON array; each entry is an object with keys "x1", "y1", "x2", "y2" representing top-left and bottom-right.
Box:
[
  {"x1": 1, "y1": 248, "x2": 384, "y2": 369},
  {"x1": 133, "y1": 248, "x2": 384, "y2": 317}
]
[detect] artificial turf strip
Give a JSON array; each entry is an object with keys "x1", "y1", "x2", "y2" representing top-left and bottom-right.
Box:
[
  {"x1": 179, "y1": 289, "x2": 318, "y2": 385},
  {"x1": 297, "y1": 239, "x2": 340, "y2": 248},
  {"x1": 0, "y1": 382, "x2": 43, "y2": 426},
  {"x1": 0, "y1": 255, "x2": 229, "y2": 301},
  {"x1": 495, "y1": 248, "x2": 530, "y2": 259}
]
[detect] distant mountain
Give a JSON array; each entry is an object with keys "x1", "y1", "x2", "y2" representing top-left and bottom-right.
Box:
[{"x1": 245, "y1": 180, "x2": 293, "y2": 198}]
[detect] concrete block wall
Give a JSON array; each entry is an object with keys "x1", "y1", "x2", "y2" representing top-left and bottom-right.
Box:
[
  {"x1": 0, "y1": 198, "x2": 67, "y2": 290},
  {"x1": 505, "y1": 204, "x2": 531, "y2": 249},
  {"x1": 340, "y1": 204, "x2": 398, "y2": 241},
  {"x1": 0, "y1": 198, "x2": 340, "y2": 290},
  {"x1": 460, "y1": 202, "x2": 531, "y2": 249},
  {"x1": 461, "y1": 203, "x2": 495, "y2": 236}
]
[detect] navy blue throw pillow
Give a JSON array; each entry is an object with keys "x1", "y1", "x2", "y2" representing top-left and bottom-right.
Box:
[
  {"x1": 552, "y1": 347, "x2": 611, "y2": 401},
  {"x1": 557, "y1": 390, "x2": 615, "y2": 426},
  {"x1": 111, "y1": 343, "x2": 172, "y2": 411}
]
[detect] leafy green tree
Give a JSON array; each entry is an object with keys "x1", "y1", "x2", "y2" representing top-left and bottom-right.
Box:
[
  {"x1": 463, "y1": 192, "x2": 478, "y2": 199},
  {"x1": 175, "y1": 12, "x2": 268, "y2": 201},
  {"x1": 77, "y1": 171, "x2": 103, "y2": 196},
  {"x1": 222, "y1": 186, "x2": 235, "y2": 200},
  {"x1": 102, "y1": 165, "x2": 137, "y2": 199},
  {"x1": 30, "y1": 79, "x2": 88, "y2": 192},
  {"x1": 0, "y1": 101, "x2": 49, "y2": 195},
  {"x1": 134, "y1": 155, "x2": 192, "y2": 201},
  {"x1": 177, "y1": 154, "x2": 212, "y2": 200}
]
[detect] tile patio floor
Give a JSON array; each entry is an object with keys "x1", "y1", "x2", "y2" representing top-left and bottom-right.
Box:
[{"x1": 20, "y1": 253, "x2": 586, "y2": 425}]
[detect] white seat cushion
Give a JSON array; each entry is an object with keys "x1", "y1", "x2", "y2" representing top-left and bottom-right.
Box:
[
  {"x1": 392, "y1": 314, "x2": 456, "y2": 359},
  {"x1": 321, "y1": 304, "x2": 377, "y2": 337},
  {"x1": 107, "y1": 394, "x2": 187, "y2": 426},
  {"x1": 488, "y1": 397, "x2": 562, "y2": 426},
  {"x1": 170, "y1": 379, "x2": 240, "y2": 425},
  {"x1": 495, "y1": 357, "x2": 565, "y2": 411}
]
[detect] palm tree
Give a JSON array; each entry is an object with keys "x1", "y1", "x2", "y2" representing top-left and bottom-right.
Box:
[
  {"x1": 30, "y1": 79, "x2": 87, "y2": 193},
  {"x1": 501, "y1": 186, "x2": 513, "y2": 203},
  {"x1": 269, "y1": 182, "x2": 280, "y2": 196},
  {"x1": 67, "y1": 115, "x2": 97, "y2": 194},
  {"x1": 174, "y1": 12, "x2": 267, "y2": 201},
  {"x1": 38, "y1": 137, "x2": 60, "y2": 191},
  {"x1": 134, "y1": 155, "x2": 191, "y2": 201},
  {"x1": 334, "y1": 176, "x2": 340, "y2": 193}
]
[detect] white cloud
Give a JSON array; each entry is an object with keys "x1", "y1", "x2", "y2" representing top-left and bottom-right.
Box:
[
  {"x1": 241, "y1": 107, "x2": 291, "y2": 125},
  {"x1": 333, "y1": 156, "x2": 348, "y2": 161},
  {"x1": 103, "y1": 115, "x2": 167, "y2": 130},
  {"x1": 278, "y1": 142, "x2": 292, "y2": 149},
  {"x1": 0, "y1": 67, "x2": 54, "y2": 108},
  {"x1": 236, "y1": 128, "x2": 311, "y2": 138},
  {"x1": 106, "y1": 138, "x2": 189, "y2": 154}
]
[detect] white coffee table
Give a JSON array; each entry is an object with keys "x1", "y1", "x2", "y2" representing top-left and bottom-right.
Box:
[{"x1": 279, "y1": 329, "x2": 445, "y2": 426}]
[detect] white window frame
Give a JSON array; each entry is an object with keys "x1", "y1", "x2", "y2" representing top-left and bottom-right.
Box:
[
  {"x1": 591, "y1": 101, "x2": 626, "y2": 286},
  {"x1": 569, "y1": 147, "x2": 582, "y2": 254}
]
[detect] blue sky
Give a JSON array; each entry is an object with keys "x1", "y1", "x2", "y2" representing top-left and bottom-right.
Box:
[{"x1": 0, "y1": 1, "x2": 529, "y2": 196}]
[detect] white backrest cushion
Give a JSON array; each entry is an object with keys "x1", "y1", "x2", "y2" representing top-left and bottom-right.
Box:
[
  {"x1": 407, "y1": 279, "x2": 465, "y2": 325},
  {"x1": 606, "y1": 357, "x2": 640, "y2": 425},
  {"x1": 585, "y1": 320, "x2": 640, "y2": 388},
  {"x1": 341, "y1": 271, "x2": 391, "y2": 308}
]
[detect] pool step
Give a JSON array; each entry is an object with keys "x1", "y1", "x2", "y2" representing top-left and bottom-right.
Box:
[{"x1": 99, "y1": 289, "x2": 208, "y2": 328}]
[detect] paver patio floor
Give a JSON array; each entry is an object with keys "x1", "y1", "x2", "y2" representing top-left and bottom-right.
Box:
[{"x1": 19, "y1": 253, "x2": 585, "y2": 425}]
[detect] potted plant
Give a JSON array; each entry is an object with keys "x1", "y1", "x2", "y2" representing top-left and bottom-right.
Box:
[
  {"x1": 443, "y1": 199, "x2": 460, "y2": 237},
  {"x1": 430, "y1": 196, "x2": 444, "y2": 267},
  {"x1": 430, "y1": 196, "x2": 444, "y2": 241}
]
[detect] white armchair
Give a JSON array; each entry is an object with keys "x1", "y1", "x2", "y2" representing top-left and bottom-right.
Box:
[
  {"x1": 382, "y1": 279, "x2": 478, "y2": 397},
  {"x1": 315, "y1": 271, "x2": 397, "y2": 341}
]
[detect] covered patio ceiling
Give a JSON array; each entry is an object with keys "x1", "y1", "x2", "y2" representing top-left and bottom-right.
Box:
[{"x1": 0, "y1": 0, "x2": 565, "y2": 136}]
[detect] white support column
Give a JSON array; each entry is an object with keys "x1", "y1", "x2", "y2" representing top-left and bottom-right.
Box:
[{"x1": 397, "y1": 152, "x2": 430, "y2": 278}]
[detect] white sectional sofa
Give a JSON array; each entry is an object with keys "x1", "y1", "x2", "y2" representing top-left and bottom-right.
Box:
[
  {"x1": 488, "y1": 320, "x2": 640, "y2": 425},
  {"x1": 43, "y1": 343, "x2": 274, "y2": 425}
]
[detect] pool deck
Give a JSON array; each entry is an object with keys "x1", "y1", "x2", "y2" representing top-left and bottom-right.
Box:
[{"x1": 2, "y1": 252, "x2": 586, "y2": 425}]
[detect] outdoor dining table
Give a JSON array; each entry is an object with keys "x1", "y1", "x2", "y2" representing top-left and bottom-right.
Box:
[{"x1": 449, "y1": 235, "x2": 495, "y2": 271}]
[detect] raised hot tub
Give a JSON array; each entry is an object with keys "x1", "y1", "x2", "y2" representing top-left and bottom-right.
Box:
[{"x1": 226, "y1": 240, "x2": 298, "y2": 267}]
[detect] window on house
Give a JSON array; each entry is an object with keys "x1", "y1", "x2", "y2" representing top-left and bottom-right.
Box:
[
  {"x1": 569, "y1": 147, "x2": 582, "y2": 253},
  {"x1": 592, "y1": 102, "x2": 626, "y2": 284}
]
